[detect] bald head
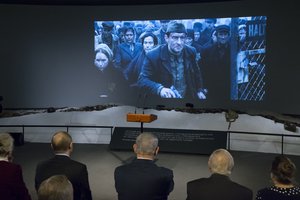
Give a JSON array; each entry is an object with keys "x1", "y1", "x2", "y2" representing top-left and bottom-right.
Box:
[
  {"x1": 208, "y1": 149, "x2": 234, "y2": 175},
  {"x1": 51, "y1": 131, "x2": 72, "y2": 154}
]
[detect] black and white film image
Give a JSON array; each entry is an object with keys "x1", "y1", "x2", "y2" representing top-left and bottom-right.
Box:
[{"x1": 94, "y1": 16, "x2": 266, "y2": 103}]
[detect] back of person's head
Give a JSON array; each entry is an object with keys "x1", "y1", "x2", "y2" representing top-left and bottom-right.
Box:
[
  {"x1": 51, "y1": 131, "x2": 72, "y2": 154},
  {"x1": 0, "y1": 133, "x2": 14, "y2": 158},
  {"x1": 38, "y1": 175, "x2": 73, "y2": 200},
  {"x1": 208, "y1": 149, "x2": 234, "y2": 175},
  {"x1": 134, "y1": 132, "x2": 158, "y2": 156},
  {"x1": 271, "y1": 155, "x2": 296, "y2": 184}
]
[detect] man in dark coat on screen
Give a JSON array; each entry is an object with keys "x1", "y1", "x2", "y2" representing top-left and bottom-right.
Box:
[
  {"x1": 199, "y1": 24, "x2": 231, "y2": 102},
  {"x1": 138, "y1": 21, "x2": 207, "y2": 99}
]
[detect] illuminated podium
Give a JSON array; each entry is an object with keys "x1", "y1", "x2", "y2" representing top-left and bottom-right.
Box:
[{"x1": 126, "y1": 113, "x2": 157, "y2": 132}]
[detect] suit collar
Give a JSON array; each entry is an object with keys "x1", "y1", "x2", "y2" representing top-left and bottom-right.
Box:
[
  {"x1": 54, "y1": 154, "x2": 70, "y2": 159},
  {"x1": 55, "y1": 153, "x2": 70, "y2": 157},
  {"x1": 210, "y1": 173, "x2": 231, "y2": 180},
  {"x1": 132, "y1": 158, "x2": 155, "y2": 164}
]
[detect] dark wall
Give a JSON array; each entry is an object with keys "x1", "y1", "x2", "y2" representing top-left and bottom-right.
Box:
[{"x1": 0, "y1": 0, "x2": 299, "y2": 114}]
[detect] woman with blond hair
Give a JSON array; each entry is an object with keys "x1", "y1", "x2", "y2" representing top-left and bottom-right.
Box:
[{"x1": 0, "y1": 133, "x2": 31, "y2": 200}]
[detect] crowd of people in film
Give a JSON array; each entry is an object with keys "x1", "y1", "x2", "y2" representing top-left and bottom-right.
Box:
[
  {"x1": 1, "y1": 131, "x2": 300, "y2": 200},
  {"x1": 93, "y1": 18, "x2": 250, "y2": 102}
]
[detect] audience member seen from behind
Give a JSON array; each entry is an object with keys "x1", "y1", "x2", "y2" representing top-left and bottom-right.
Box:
[
  {"x1": 114, "y1": 132, "x2": 174, "y2": 200},
  {"x1": 38, "y1": 175, "x2": 73, "y2": 200},
  {"x1": 0, "y1": 133, "x2": 31, "y2": 200},
  {"x1": 35, "y1": 131, "x2": 92, "y2": 200},
  {"x1": 256, "y1": 155, "x2": 300, "y2": 200},
  {"x1": 186, "y1": 148, "x2": 252, "y2": 200}
]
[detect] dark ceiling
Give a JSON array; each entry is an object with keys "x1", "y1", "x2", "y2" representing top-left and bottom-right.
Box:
[{"x1": 0, "y1": 0, "x2": 238, "y2": 6}]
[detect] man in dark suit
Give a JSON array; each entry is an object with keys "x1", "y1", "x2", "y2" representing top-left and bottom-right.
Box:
[
  {"x1": 35, "y1": 131, "x2": 92, "y2": 200},
  {"x1": 114, "y1": 132, "x2": 174, "y2": 200},
  {"x1": 0, "y1": 133, "x2": 31, "y2": 200},
  {"x1": 186, "y1": 148, "x2": 252, "y2": 200}
]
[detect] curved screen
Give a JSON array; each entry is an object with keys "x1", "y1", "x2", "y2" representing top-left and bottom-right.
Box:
[{"x1": 94, "y1": 16, "x2": 266, "y2": 108}]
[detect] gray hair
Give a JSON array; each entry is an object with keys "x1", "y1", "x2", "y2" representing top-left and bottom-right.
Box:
[
  {"x1": 135, "y1": 132, "x2": 158, "y2": 155},
  {"x1": 38, "y1": 175, "x2": 73, "y2": 200},
  {"x1": 208, "y1": 149, "x2": 234, "y2": 175},
  {"x1": 0, "y1": 133, "x2": 14, "y2": 157}
]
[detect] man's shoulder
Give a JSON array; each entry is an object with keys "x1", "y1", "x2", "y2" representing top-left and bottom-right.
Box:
[
  {"x1": 184, "y1": 45, "x2": 197, "y2": 55},
  {"x1": 115, "y1": 160, "x2": 172, "y2": 172},
  {"x1": 36, "y1": 157, "x2": 53, "y2": 166},
  {"x1": 70, "y1": 158, "x2": 87, "y2": 167},
  {"x1": 231, "y1": 180, "x2": 252, "y2": 193},
  {"x1": 157, "y1": 165, "x2": 173, "y2": 176},
  {"x1": 0, "y1": 161, "x2": 22, "y2": 172},
  {"x1": 187, "y1": 177, "x2": 208, "y2": 186},
  {"x1": 37, "y1": 156, "x2": 86, "y2": 168}
]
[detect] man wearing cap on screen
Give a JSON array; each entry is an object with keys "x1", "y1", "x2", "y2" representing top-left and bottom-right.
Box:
[
  {"x1": 153, "y1": 20, "x2": 170, "y2": 45},
  {"x1": 94, "y1": 21, "x2": 119, "y2": 53},
  {"x1": 200, "y1": 24, "x2": 231, "y2": 102},
  {"x1": 138, "y1": 21, "x2": 207, "y2": 99}
]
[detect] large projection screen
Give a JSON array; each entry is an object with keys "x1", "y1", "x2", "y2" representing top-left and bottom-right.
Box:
[
  {"x1": 93, "y1": 17, "x2": 266, "y2": 106},
  {"x1": 0, "y1": 0, "x2": 299, "y2": 114}
]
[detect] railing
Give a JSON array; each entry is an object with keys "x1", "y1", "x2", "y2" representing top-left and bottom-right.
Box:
[
  {"x1": 0, "y1": 124, "x2": 299, "y2": 155},
  {"x1": 0, "y1": 124, "x2": 114, "y2": 136},
  {"x1": 227, "y1": 130, "x2": 300, "y2": 154}
]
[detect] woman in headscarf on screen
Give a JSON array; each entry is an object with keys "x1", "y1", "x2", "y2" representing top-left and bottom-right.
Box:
[{"x1": 94, "y1": 43, "x2": 126, "y2": 101}]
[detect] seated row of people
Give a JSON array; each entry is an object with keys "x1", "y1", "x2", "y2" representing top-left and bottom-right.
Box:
[{"x1": 0, "y1": 131, "x2": 299, "y2": 200}]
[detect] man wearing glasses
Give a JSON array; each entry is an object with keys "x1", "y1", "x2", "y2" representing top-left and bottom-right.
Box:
[{"x1": 138, "y1": 21, "x2": 206, "y2": 99}]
